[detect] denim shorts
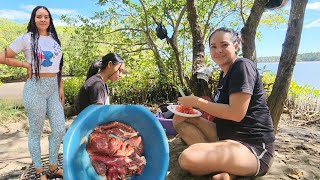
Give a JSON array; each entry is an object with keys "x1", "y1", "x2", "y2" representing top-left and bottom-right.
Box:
[{"x1": 239, "y1": 141, "x2": 275, "y2": 176}]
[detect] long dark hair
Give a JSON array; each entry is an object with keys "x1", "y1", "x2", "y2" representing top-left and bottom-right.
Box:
[
  {"x1": 27, "y1": 6, "x2": 63, "y2": 85},
  {"x1": 86, "y1": 53, "x2": 124, "y2": 80}
]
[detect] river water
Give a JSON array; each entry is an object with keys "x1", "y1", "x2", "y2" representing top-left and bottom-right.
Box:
[{"x1": 257, "y1": 61, "x2": 320, "y2": 89}]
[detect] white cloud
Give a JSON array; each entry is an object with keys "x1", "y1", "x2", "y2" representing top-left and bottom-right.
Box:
[
  {"x1": 21, "y1": 4, "x2": 78, "y2": 16},
  {"x1": 20, "y1": 5, "x2": 37, "y2": 12},
  {"x1": 53, "y1": 19, "x2": 69, "y2": 26},
  {"x1": 49, "y1": 8, "x2": 78, "y2": 16},
  {"x1": 305, "y1": 19, "x2": 320, "y2": 28},
  {"x1": 0, "y1": 9, "x2": 30, "y2": 21},
  {"x1": 307, "y1": 2, "x2": 320, "y2": 10}
]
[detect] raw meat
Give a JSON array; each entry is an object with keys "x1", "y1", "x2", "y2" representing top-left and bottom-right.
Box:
[{"x1": 86, "y1": 121, "x2": 146, "y2": 180}]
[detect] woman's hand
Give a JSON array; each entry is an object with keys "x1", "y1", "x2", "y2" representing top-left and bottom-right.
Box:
[
  {"x1": 177, "y1": 95, "x2": 200, "y2": 108},
  {"x1": 25, "y1": 62, "x2": 32, "y2": 79},
  {"x1": 59, "y1": 88, "x2": 65, "y2": 107}
]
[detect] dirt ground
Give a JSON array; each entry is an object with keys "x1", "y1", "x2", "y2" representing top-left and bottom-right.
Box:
[{"x1": 0, "y1": 114, "x2": 319, "y2": 180}]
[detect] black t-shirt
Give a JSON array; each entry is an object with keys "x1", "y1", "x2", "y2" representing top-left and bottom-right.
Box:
[
  {"x1": 76, "y1": 74, "x2": 110, "y2": 113},
  {"x1": 213, "y1": 58, "x2": 275, "y2": 144}
]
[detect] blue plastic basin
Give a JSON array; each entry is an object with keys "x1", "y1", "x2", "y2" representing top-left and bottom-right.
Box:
[{"x1": 63, "y1": 105, "x2": 169, "y2": 180}]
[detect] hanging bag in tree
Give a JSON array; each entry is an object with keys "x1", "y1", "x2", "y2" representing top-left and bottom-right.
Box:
[
  {"x1": 156, "y1": 23, "x2": 168, "y2": 40},
  {"x1": 265, "y1": 0, "x2": 289, "y2": 9}
]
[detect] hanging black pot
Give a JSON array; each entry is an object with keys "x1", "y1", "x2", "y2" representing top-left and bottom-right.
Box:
[
  {"x1": 265, "y1": 0, "x2": 289, "y2": 9},
  {"x1": 156, "y1": 23, "x2": 168, "y2": 40}
]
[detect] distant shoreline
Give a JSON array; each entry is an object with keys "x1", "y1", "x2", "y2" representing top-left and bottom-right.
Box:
[
  {"x1": 258, "y1": 60, "x2": 320, "y2": 63},
  {"x1": 257, "y1": 52, "x2": 320, "y2": 63}
]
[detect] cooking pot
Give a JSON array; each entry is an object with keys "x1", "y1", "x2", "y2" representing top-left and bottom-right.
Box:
[{"x1": 63, "y1": 105, "x2": 169, "y2": 180}]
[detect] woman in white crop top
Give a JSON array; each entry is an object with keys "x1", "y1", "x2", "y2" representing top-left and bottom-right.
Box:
[{"x1": 0, "y1": 6, "x2": 65, "y2": 179}]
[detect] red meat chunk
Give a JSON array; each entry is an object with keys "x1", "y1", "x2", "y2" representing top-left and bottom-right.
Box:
[
  {"x1": 86, "y1": 121, "x2": 146, "y2": 180},
  {"x1": 176, "y1": 105, "x2": 197, "y2": 114}
]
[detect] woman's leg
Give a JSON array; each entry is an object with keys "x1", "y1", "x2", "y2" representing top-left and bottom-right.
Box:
[
  {"x1": 46, "y1": 78, "x2": 65, "y2": 175},
  {"x1": 184, "y1": 117, "x2": 218, "y2": 142},
  {"x1": 23, "y1": 79, "x2": 47, "y2": 169},
  {"x1": 172, "y1": 114, "x2": 218, "y2": 145},
  {"x1": 178, "y1": 140, "x2": 258, "y2": 177}
]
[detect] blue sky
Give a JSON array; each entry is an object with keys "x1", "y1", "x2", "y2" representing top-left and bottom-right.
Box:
[{"x1": 1, "y1": 0, "x2": 319, "y2": 57}]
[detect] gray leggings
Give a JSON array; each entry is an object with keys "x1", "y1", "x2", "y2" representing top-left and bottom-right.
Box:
[{"x1": 23, "y1": 76, "x2": 65, "y2": 169}]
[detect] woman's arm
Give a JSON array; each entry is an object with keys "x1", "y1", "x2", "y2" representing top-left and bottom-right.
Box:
[
  {"x1": 178, "y1": 92, "x2": 251, "y2": 122},
  {"x1": 0, "y1": 48, "x2": 32, "y2": 78},
  {"x1": 0, "y1": 48, "x2": 19, "y2": 66}
]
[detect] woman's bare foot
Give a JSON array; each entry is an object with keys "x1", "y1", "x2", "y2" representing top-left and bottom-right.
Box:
[
  {"x1": 212, "y1": 172, "x2": 235, "y2": 180},
  {"x1": 35, "y1": 167, "x2": 47, "y2": 180}
]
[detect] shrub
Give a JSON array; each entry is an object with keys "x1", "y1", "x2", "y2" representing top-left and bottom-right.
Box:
[
  {"x1": 261, "y1": 71, "x2": 320, "y2": 112},
  {"x1": 63, "y1": 76, "x2": 85, "y2": 106}
]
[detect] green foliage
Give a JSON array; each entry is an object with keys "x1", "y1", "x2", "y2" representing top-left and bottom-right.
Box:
[
  {"x1": 260, "y1": 8, "x2": 289, "y2": 28},
  {"x1": 63, "y1": 76, "x2": 85, "y2": 105},
  {"x1": 288, "y1": 81, "x2": 320, "y2": 99},
  {"x1": 287, "y1": 82, "x2": 320, "y2": 112},
  {"x1": 261, "y1": 71, "x2": 320, "y2": 111},
  {"x1": 261, "y1": 70, "x2": 276, "y2": 96},
  {"x1": 109, "y1": 52, "x2": 177, "y2": 104},
  {"x1": 0, "y1": 19, "x2": 28, "y2": 82}
]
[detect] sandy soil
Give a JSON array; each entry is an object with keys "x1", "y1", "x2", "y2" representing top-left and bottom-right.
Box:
[{"x1": 0, "y1": 114, "x2": 319, "y2": 180}]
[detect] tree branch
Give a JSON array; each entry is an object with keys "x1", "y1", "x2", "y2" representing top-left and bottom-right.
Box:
[
  {"x1": 122, "y1": 47, "x2": 152, "y2": 54},
  {"x1": 139, "y1": 0, "x2": 149, "y2": 32},
  {"x1": 105, "y1": 28, "x2": 144, "y2": 35},
  {"x1": 173, "y1": 5, "x2": 187, "y2": 39},
  {"x1": 241, "y1": 0, "x2": 269, "y2": 61},
  {"x1": 139, "y1": 0, "x2": 168, "y2": 79},
  {"x1": 165, "y1": 4, "x2": 175, "y2": 27},
  {"x1": 240, "y1": 0, "x2": 246, "y2": 25},
  {"x1": 95, "y1": 41, "x2": 148, "y2": 46},
  {"x1": 204, "y1": 1, "x2": 218, "y2": 36},
  {"x1": 205, "y1": 10, "x2": 237, "y2": 43}
]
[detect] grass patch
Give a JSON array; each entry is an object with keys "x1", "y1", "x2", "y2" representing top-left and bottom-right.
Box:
[{"x1": 0, "y1": 100, "x2": 26, "y2": 124}]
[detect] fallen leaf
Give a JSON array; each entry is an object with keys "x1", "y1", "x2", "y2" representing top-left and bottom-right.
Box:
[{"x1": 287, "y1": 169, "x2": 304, "y2": 179}]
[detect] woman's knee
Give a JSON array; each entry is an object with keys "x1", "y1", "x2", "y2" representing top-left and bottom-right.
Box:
[
  {"x1": 51, "y1": 123, "x2": 65, "y2": 137},
  {"x1": 57, "y1": 125, "x2": 66, "y2": 136},
  {"x1": 178, "y1": 152, "x2": 206, "y2": 175},
  {"x1": 178, "y1": 146, "x2": 200, "y2": 171},
  {"x1": 178, "y1": 151, "x2": 192, "y2": 171},
  {"x1": 49, "y1": 112, "x2": 65, "y2": 136},
  {"x1": 173, "y1": 116, "x2": 194, "y2": 131}
]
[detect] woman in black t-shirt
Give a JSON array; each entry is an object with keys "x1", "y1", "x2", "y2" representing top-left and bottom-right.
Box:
[
  {"x1": 76, "y1": 53, "x2": 125, "y2": 114},
  {"x1": 172, "y1": 27, "x2": 275, "y2": 179}
]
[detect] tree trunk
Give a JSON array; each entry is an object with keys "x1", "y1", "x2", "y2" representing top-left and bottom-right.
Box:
[
  {"x1": 241, "y1": 0, "x2": 268, "y2": 62},
  {"x1": 167, "y1": 5, "x2": 187, "y2": 86},
  {"x1": 168, "y1": 37, "x2": 184, "y2": 85},
  {"x1": 140, "y1": 0, "x2": 168, "y2": 82},
  {"x1": 151, "y1": 5, "x2": 186, "y2": 86},
  {"x1": 186, "y1": 0, "x2": 211, "y2": 97},
  {"x1": 268, "y1": 0, "x2": 308, "y2": 132}
]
